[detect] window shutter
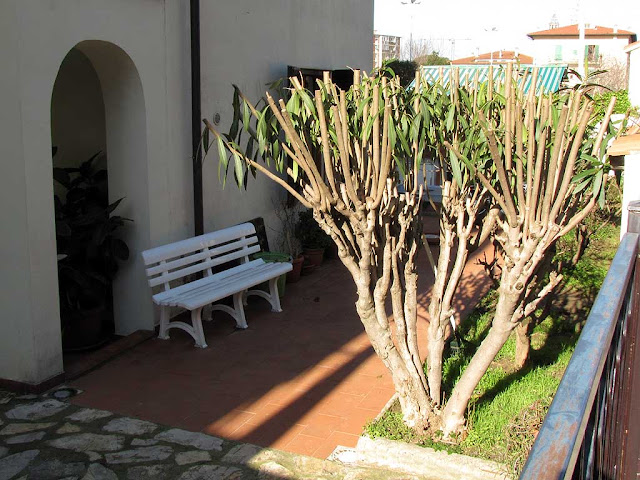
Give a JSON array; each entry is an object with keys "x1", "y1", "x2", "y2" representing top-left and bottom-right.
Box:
[{"x1": 554, "y1": 45, "x2": 562, "y2": 61}]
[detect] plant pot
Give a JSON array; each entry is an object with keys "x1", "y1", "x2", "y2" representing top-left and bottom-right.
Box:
[
  {"x1": 252, "y1": 252, "x2": 291, "y2": 296},
  {"x1": 287, "y1": 255, "x2": 304, "y2": 283},
  {"x1": 303, "y1": 247, "x2": 325, "y2": 267},
  {"x1": 62, "y1": 304, "x2": 111, "y2": 352},
  {"x1": 301, "y1": 261, "x2": 317, "y2": 276}
]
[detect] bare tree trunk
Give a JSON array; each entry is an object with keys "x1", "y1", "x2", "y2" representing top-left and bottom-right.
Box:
[
  {"x1": 426, "y1": 203, "x2": 454, "y2": 404},
  {"x1": 426, "y1": 326, "x2": 446, "y2": 404},
  {"x1": 355, "y1": 285, "x2": 433, "y2": 429},
  {"x1": 440, "y1": 290, "x2": 520, "y2": 436}
]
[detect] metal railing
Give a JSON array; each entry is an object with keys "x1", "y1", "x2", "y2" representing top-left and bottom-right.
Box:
[{"x1": 520, "y1": 231, "x2": 640, "y2": 479}]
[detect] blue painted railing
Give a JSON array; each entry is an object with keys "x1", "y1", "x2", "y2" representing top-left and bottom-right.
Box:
[{"x1": 520, "y1": 233, "x2": 640, "y2": 479}]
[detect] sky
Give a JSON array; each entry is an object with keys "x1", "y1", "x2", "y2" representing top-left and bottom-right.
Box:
[{"x1": 374, "y1": 0, "x2": 640, "y2": 60}]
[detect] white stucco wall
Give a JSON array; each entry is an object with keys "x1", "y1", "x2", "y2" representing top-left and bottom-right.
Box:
[
  {"x1": 0, "y1": 0, "x2": 192, "y2": 385},
  {"x1": 199, "y1": 0, "x2": 373, "y2": 243},
  {"x1": 0, "y1": 0, "x2": 373, "y2": 386}
]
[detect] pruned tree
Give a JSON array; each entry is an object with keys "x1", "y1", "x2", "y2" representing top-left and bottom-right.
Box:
[
  {"x1": 202, "y1": 65, "x2": 615, "y2": 439},
  {"x1": 439, "y1": 65, "x2": 617, "y2": 436},
  {"x1": 205, "y1": 71, "x2": 437, "y2": 428}
]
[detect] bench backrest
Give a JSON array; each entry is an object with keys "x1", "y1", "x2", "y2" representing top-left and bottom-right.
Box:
[{"x1": 141, "y1": 222, "x2": 260, "y2": 292}]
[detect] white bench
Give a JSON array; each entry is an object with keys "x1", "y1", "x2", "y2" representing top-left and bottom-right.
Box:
[{"x1": 141, "y1": 223, "x2": 292, "y2": 348}]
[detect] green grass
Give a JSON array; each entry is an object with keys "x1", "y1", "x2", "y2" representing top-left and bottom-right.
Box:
[{"x1": 364, "y1": 220, "x2": 620, "y2": 477}]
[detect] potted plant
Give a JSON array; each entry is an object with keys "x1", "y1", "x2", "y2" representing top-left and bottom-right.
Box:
[
  {"x1": 53, "y1": 150, "x2": 131, "y2": 351},
  {"x1": 295, "y1": 209, "x2": 332, "y2": 268},
  {"x1": 273, "y1": 201, "x2": 304, "y2": 283}
]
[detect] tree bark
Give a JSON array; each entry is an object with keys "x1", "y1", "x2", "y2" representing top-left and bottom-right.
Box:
[
  {"x1": 355, "y1": 287, "x2": 433, "y2": 429},
  {"x1": 440, "y1": 290, "x2": 520, "y2": 437},
  {"x1": 426, "y1": 325, "x2": 446, "y2": 404}
]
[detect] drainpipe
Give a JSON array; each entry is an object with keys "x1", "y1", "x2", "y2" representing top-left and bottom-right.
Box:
[{"x1": 190, "y1": 0, "x2": 204, "y2": 236}]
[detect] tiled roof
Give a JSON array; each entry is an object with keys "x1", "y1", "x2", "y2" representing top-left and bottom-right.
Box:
[
  {"x1": 528, "y1": 24, "x2": 636, "y2": 39},
  {"x1": 452, "y1": 50, "x2": 534, "y2": 65},
  {"x1": 624, "y1": 41, "x2": 640, "y2": 53}
]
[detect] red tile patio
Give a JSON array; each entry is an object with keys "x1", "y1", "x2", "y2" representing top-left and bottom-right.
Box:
[{"x1": 68, "y1": 234, "x2": 493, "y2": 459}]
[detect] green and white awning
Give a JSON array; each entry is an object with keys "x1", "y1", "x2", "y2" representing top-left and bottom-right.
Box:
[{"x1": 416, "y1": 65, "x2": 568, "y2": 94}]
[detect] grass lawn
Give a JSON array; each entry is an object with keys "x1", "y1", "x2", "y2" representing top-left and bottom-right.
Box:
[{"x1": 364, "y1": 220, "x2": 620, "y2": 477}]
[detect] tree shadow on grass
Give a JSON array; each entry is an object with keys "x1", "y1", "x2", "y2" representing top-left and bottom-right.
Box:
[{"x1": 446, "y1": 310, "x2": 579, "y2": 411}]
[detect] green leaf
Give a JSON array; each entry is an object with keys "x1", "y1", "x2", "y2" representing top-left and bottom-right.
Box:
[
  {"x1": 592, "y1": 169, "x2": 603, "y2": 198},
  {"x1": 446, "y1": 105, "x2": 455, "y2": 132},
  {"x1": 234, "y1": 153, "x2": 244, "y2": 187},
  {"x1": 243, "y1": 101, "x2": 250, "y2": 132},
  {"x1": 449, "y1": 149, "x2": 463, "y2": 186},
  {"x1": 297, "y1": 88, "x2": 316, "y2": 117},
  {"x1": 362, "y1": 115, "x2": 375, "y2": 144},
  {"x1": 257, "y1": 109, "x2": 268, "y2": 154},
  {"x1": 598, "y1": 177, "x2": 606, "y2": 208},
  {"x1": 217, "y1": 136, "x2": 228, "y2": 186},
  {"x1": 574, "y1": 177, "x2": 591, "y2": 194},
  {"x1": 387, "y1": 118, "x2": 397, "y2": 153}
]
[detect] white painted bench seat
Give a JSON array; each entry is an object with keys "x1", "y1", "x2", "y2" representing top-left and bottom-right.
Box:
[{"x1": 141, "y1": 223, "x2": 292, "y2": 348}]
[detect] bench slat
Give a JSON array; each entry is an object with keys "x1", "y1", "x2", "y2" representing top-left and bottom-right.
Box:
[
  {"x1": 152, "y1": 259, "x2": 262, "y2": 302},
  {"x1": 145, "y1": 236, "x2": 258, "y2": 276},
  {"x1": 141, "y1": 222, "x2": 256, "y2": 265},
  {"x1": 152, "y1": 259, "x2": 292, "y2": 310},
  {"x1": 147, "y1": 244, "x2": 261, "y2": 288}
]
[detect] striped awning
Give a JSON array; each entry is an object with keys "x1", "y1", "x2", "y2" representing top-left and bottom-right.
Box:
[{"x1": 416, "y1": 65, "x2": 568, "y2": 94}]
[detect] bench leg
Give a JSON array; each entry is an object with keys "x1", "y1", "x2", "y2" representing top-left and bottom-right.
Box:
[
  {"x1": 267, "y1": 277, "x2": 283, "y2": 313},
  {"x1": 191, "y1": 307, "x2": 208, "y2": 348},
  {"x1": 210, "y1": 299, "x2": 249, "y2": 330},
  {"x1": 202, "y1": 304, "x2": 213, "y2": 321},
  {"x1": 233, "y1": 292, "x2": 249, "y2": 329},
  {"x1": 156, "y1": 305, "x2": 208, "y2": 348},
  {"x1": 158, "y1": 306, "x2": 171, "y2": 340},
  {"x1": 245, "y1": 278, "x2": 283, "y2": 313}
]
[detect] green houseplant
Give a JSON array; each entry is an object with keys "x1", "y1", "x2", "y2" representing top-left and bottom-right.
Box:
[
  {"x1": 295, "y1": 208, "x2": 332, "y2": 267},
  {"x1": 53, "y1": 150, "x2": 131, "y2": 350},
  {"x1": 272, "y1": 200, "x2": 304, "y2": 283}
]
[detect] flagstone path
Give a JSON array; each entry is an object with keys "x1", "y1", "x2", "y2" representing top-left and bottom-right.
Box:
[{"x1": 0, "y1": 390, "x2": 438, "y2": 480}]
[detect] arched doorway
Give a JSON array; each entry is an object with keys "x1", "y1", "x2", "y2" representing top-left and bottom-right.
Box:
[{"x1": 51, "y1": 40, "x2": 152, "y2": 364}]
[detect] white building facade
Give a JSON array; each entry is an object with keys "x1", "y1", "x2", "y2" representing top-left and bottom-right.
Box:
[
  {"x1": 0, "y1": 0, "x2": 373, "y2": 389},
  {"x1": 527, "y1": 24, "x2": 636, "y2": 69},
  {"x1": 626, "y1": 41, "x2": 640, "y2": 107}
]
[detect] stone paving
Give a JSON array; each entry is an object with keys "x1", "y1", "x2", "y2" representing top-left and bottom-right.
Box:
[{"x1": 0, "y1": 390, "x2": 436, "y2": 480}]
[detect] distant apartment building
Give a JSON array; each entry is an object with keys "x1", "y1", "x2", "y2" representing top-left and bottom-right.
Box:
[{"x1": 374, "y1": 33, "x2": 401, "y2": 67}]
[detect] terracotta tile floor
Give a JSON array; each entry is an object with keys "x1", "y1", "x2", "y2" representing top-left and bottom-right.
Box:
[{"x1": 69, "y1": 235, "x2": 492, "y2": 459}]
